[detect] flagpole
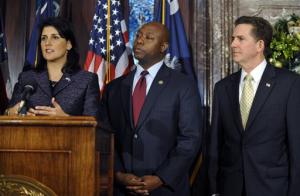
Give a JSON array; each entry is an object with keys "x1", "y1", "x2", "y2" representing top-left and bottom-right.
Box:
[
  {"x1": 162, "y1": 0, "x2": 166, "y2": 25},
  {"x1": 34, "y1": 50, "x2": 38, "y2": 67},
  {"x1": 189, "y1": 153, "x2": 202, "y2": 185},
  {"x1": 106, "y1": 0, "x2": 111, "y2": 84}
]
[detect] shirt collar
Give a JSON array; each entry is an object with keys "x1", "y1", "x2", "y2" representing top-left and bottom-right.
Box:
[
  {"x1": 241, "y1": 59, "x2": 267, "y2": 83},
  {"x1": 135, "y1": 60, "x2": 164, "y2": 78}
]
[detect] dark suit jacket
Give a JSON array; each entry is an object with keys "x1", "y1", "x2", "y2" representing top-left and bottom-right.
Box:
[
  {"x1": 208, "y1": 64, "x2": 300, "y2": 196},
  {"x1": 101, "y1": 65, "x2": 202, "y2": 196},
  {"x1": 9, "y1": 69, "x2": 100, "y2": 117}
]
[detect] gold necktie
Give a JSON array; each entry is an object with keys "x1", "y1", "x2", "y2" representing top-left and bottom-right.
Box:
[{"x1": 240, "y1": 74, "x2": 254, "y2": 129}]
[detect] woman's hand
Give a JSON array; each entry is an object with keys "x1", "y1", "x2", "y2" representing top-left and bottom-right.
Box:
[
  {"x1": 5, "y1": 102, "x2": 21, "y2": 116},
  {"x1": 29, "y1": 97, "x2": 69, "y2": 116}
]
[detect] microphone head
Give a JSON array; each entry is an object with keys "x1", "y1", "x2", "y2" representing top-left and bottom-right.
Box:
[
  {"x1": 21, "y1": 83, "x2": 36, "y2": 101},
  {"x1": 24, "y1": 84, "x2": 35, "y2": 91}
]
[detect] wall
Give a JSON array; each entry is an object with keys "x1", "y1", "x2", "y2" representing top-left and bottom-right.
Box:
[{"x1": 207, "y1": 0, "x2": 300, "y2": 113}]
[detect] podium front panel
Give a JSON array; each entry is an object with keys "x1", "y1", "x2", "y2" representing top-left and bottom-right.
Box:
[{"x1": 0, "y1": 116, "x2": 97, "y2": 196}]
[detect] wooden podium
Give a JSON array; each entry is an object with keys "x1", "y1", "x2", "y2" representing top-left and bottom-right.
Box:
[{"x1": 0, "y1": 116, "x2": 113, "y2": 196}]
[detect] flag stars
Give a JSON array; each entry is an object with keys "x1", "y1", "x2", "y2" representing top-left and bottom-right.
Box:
[
  {"x1": 89, "y1": 38, "x2": 94, "y2": 45},
  {"x1": 86, "y1": 0, "x2": 131, "y2": 92},
  {"x1": 114, "y1": 19, "x2": 120, "y2": 25},
  {"x1": 93, "y1": 15, "x2": 98, "y2": 21},
  {"x1": 99, "y1": 37, "x2": 105, "y2": 44},
  {"x1": 103, "y1": 3, "x2": 108, "y2": 10},
  {"x1": 97, "y1": 27, "x2": 104, "y2": 34},
  {"x1": 87, "y1": 0, "x2": 129, "y2": 74},
  {"x1": 111, "y1": 54, "x2": 116, "y2": 61},
  {"x1": 112, "y1": 9, "x2": 118, "y2": 15},
  {"x1": 116, "y1": 39, "x2": 122, "y2": 46},
  {"x1": 115, "y1": 29, "x2": 121, "y2": 36},
  {"x1": 101, "y1": 47, "x2": 106, "y2": 54},
  {"x1": 110, "y1": 44, "x2": 115, "y2": 51}
]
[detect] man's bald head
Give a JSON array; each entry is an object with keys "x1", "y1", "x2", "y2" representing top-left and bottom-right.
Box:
[
  {"x1": 133, "y1": 22, "x2": 169, "y2": 69},
  {"x1": 142, "y1": 22, "x2": 169, "y2": 43}
]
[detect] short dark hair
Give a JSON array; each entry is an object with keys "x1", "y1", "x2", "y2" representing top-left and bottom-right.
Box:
[
  {"x1": 35, "y1": 17, "x2": 80, "y2": 73},
  {"x1": 235, "y1": 16, "x2": 273, "y2": 56}
]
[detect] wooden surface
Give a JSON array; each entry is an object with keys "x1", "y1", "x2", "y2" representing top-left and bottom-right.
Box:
[
  {"x1": 0, "y1": 174, "x2": 57, "y2": 196},
  {"x1": 0, "y1": 116, "x2": 97, "y2": 195},
  {"x1": 96, "y1": 129, "x2": 114, "y2": 196}
]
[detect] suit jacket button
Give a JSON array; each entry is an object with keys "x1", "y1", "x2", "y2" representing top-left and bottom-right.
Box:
[{"x1": 133, "y1": 134, "x2": 138, "y2": 139}]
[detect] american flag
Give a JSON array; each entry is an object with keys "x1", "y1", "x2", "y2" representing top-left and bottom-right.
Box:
[{"x1": 85, "y1": 0, "x2": 133, "y2": 91}]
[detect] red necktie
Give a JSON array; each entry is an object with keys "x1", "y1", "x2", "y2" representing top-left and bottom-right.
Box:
[{"x1": 132, "y1": 71, "x2": 148, "y2": 126}]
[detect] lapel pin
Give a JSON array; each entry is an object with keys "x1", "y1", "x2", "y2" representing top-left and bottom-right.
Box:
[
  {"x1": 266, "y1": 83, "x2": 271, "y2": 87},
  {"x1": 65, "y1": 77, "x2": 71, "y2": 82},
  {"x1": 158, "y1": 80, "x2": 164, "y2": 85}
]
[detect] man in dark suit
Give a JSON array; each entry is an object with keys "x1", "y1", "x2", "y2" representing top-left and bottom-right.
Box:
[
  {"x1": 100, "y1": 22, "x2": 202, "y2": 196},
  {"x1": 208, "y1": 16, "x2": 300, "y2": 196}
]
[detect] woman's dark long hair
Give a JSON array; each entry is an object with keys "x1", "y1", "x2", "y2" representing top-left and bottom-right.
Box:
[{"x1": 35, "y1": 17, "x2": 80, "y2": 74}]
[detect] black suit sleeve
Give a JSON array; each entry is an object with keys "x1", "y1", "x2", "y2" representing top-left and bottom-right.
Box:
[
  {"x1": 208, "y1": 83, "x2": 223, "y2": 195},
  {"x1": 287, "y1": 76, "x2": 300, "y2": 196}
]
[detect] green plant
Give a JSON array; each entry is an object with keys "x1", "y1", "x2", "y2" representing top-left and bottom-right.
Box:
[{"x1": 269, "y1": 13, "x2": 300, "y2": 74}]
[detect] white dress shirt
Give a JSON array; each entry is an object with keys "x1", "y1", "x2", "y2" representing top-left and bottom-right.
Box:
[
  {"x1": 239, "y1": 59, "x2": 267, "y2": 101},
  {"x1": 132, "y1": 60, "x2": 163, "y2": 95}
]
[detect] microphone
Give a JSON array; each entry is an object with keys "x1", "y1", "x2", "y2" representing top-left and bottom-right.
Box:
[{"x1": 18, "y1": 84, "x2": 36, "y2": 115}]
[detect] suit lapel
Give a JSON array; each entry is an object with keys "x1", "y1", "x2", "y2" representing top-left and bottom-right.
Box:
[
  {"x1": 36, "y1": 70, "x2": 52, "y2": 98},
  {"x1": 246, "y1": 64, "x2": 276, "y2": 130},
  {"x1": 226, "y1": 70, "x2": 244, "y2": 133},
  {"x1": 52, "y1": 73, "x2": 73, "y2": 96},
  {"x1": 121, "y1": 70, "x2": 135, "y2": 130},
  {"x1": 135, "y1": 65, "x2": 169, "y2": 130}
]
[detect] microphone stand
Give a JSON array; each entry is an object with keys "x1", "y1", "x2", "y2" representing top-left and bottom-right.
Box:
[{"x1": 18, "y1": 100, "x2": 28, "y2": 116}]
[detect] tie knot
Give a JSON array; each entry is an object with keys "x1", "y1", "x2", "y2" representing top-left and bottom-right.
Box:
[
  {"x1": 140, "y1": 70, "x2": 149, "y2": 77},
  {"x1": 244, "y1": 74, "x2": 253, "y2": 82}
]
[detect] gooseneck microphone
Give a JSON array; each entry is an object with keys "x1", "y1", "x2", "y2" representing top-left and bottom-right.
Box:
[{"x1": 18, "y1": 84, "x2": 36, "y2": 115}]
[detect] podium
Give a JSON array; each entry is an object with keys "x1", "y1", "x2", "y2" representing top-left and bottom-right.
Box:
[{"x1": 0, "y1": 116, "x2": 113, "y2": 196}]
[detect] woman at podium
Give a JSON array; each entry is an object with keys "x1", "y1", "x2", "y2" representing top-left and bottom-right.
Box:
[{"x1": 5, "y1": 17, "x2": 100, "y2": 117}]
